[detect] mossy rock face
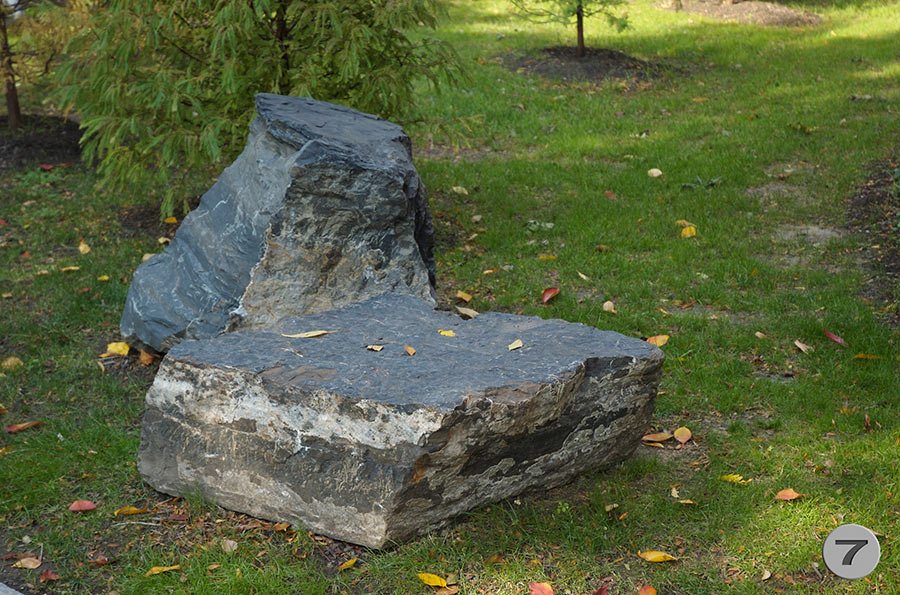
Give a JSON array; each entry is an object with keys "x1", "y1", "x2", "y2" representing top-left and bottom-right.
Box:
[{"x1": 138, "y1": 294, "x2": 664, "y2": 548}]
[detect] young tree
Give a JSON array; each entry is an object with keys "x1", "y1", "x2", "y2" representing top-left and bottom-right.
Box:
[
  {"x1": 55, "y1": 0, "x2": 464, "y2": 217},
  {"x1": 0, "y1": 0, "x2": 32, "y2": 129},
  {"x1": 511, "y1": 0, "x2": 627, "y2": 58}
]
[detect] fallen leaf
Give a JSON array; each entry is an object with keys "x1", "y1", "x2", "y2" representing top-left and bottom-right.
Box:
[
  {"x1": 164, "y1": 216, "x2": 178, "y2": 224},
  {"x1": 142, "y1": 253, "x2": 154, "y2": 262},
  {"x1": 456, "y1": 306, "x2": 478, "y2": 319},
  {"x1": 157, "y1": 237, "x2": 171, "y2": 245},
  {"x1": 761, "y1": 569, "x2": 772, "y2": 581},
  {"x1": 100, "y1": 342, "x2": 130, "y2": 358},
  {"x1": 648, "y1": 168, "x2": 663, "y2": 178},
  {"x1": 1, "y1": 356, "x2": 24, "y2": 370},
  {"x1": 692, "y1": 96, "x2": 708, "y2": 102},
  {"x1": 852, "y1": 353, "x2": 880, "y2": 360},
  {"x1": 456, "y1": 290, "x2": 472, "y2": 302},
  {"x1": 113, "y1": 505, "x2": 148, "y2": 516},
  {"x1": 436, "y1": 587, "x2": 460, "y2": 595},
  {"x1": 280, "y1": 330, "x2": 333, "y2": 338},
  {"x1": 483, "y1": 553, "x2": 504, "y2": 565},
  {"x1": 529, "y1": 583, "x2": 555, "y2": 595},
  {"x1": 6, "y1": 421, "x2": 43, "y2": 433},
  {"x1": 222, "y1": 539, "x2": 238, "y2": 553},
  {"x1": 864, "y1": 413, "x2": 872, "y2": 432},
  {"x1": 68, "y1": 500, "x2": 97, "y2": 512},
  {"x1": 602, "y1": 300, "x2": 617, "y2": 314},
  {"x1": 775, "y1": 488, "x2": 802, "y2": 501},
  {"x1": 673, "y1": 426, "x2": 692, "y2": 444},
  {"x1": 794, "y1": 339, "x2": 813, "y2": 353},
  {"x1": 670, "y1": 486, "x2": 680, "y2": 499},
  {"x1": 638, "y1": 586, "x2": 658, "y2": 595},
  {"x1": 60, "y1": 266, "x2": 80, "y2": 272},
  {"x1": 646, "y1": 335, "x2": 669, "y2": 347},
  {"x1": 96, "y1": 275, "x2": 110, "y2": 282},
  {"x1": 40, "y1": 569, "x2": 61, "y2": 582},
  {"x1": 418, "y1": 573, "x2": 447, "y2": 587},
  {"x1": 508, "y1": 338, "x2": 523, "y2": 351},
  {"x1": 678, "y1": 499, "x2": 697, "y2": 505},
  {"x1": 823, "y1": 329, "x2": 847, "y2": 346},
  {"x1": 641, "y1": 431, "x2": 673, "y2": 443},
  {"x1": 337, "y1": 558, "x2": 357, "y2": 570},
  {"x1": 542, "y1": 287, "x2": 560, "y2": 304},
  {"x1": 273, "y1": 522, "x2": 291, "y2": 532},
  {"x1": 604, "y1": 190, "x2": 616, "y2": 200},
  {"x1": 681, "y1": 226, "x2": 697, "y2": 238},
  {"x1": 637, "y1": 550, "x2": 677, "y2": 562},
  {"x1": 482, "y1": 269, "x2": 497, "y2": 275},
  {"x1": 78, "y1": 241, "x2": 91, "y2": 255},
  {"x1": 720, "y1": 473, "x2": 752, "y2": 485},
  {"x1": 139, "y1": 350, "x2": 155, "y2": 366},
  {"x1": 404, "y1": 346, "x2": 416, "y2": 356},
  {"x1": 38, "y1": 163, "x2": 54, "y2": 171},
  {"x1": 471, "y1": 214, "x2": 482, "y2": 223},
  {"x1": 13, "y1": 557, "x2": 42, "y2": 569},
  {"x1": 754, "y1": 331, "x2": 767, "y2": 339},
  {"x1": 145, "y1": 565, "x2": 180, "y2": 576},
  {"x1": 366, "y1": 344, "x2": 384, "y2": 352},
  {"x1": 0, "y1": 404, "x2": 6, "y2": 415},
  {"x1": 87, "y1": 555, "x2": 110, "y2": 567},
  {"x1": 643, "y1": 441, "x2": 664, "y2": 448},
  {"x1": 450, "y1": 186, "x2": 468, "y2": 195},
  {"x1": 592, "y1": 586, "x2": 609, "y2": 595},
  {"x1": 438, "y1": 329, "x2": 456, "y2": 337},
  {"x1": 1, "y1": 292, "x2": 11, "y2": 299},
  {"x1": 604, "y1": 503, "x2": 619, "y2": 512},
  {"x1": 207, "y1": 564, "x2": 221, "y2": 572},
  {"x1": 675, "y1": 219, "x2": 694, "y2": 227},
  {"x1": 577, "y1": 271, "x2": 590, "y2": 281},
  {"x1": 537, "y1": 253, "x2": 557, "y2": 261}
]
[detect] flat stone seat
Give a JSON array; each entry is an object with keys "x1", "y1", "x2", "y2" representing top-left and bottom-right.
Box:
[{"x1": 138, "y1": 294, "x2": 664, "y2": 547}]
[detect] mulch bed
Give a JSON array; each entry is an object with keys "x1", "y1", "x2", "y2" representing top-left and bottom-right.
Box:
[
  {"x1": 502, "y1": 46, "x2": 669, "y2": 83},
  {"x1": 0, "y1": 114, "x2": 82, "y2": 171}
]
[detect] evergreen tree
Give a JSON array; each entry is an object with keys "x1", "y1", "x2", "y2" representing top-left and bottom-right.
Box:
[{"x1": 511, "y1": 0, "x2": 627, "y2": 58}]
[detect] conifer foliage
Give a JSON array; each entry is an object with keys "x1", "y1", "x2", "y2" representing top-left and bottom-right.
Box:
[
  {"x1": 510, "y1": 0, "x2": 627, "y2": 58},
  {"x1": 56, "y1": 0, "x2": 462, "y2": 216}
]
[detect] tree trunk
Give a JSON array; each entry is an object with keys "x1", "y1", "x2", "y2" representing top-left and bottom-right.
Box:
[
  {"x1": 0, "y1": 9, "x2": 22, "y2": 130},
  {"x1": 576, "y1": 1, "x2": 585, "y2": 59},
  {"x1": 274, "y1": 2, "x2": 290, "y2": 95}
]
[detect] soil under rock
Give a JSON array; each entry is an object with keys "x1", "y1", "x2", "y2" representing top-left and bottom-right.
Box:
[
  {"x1": 503, "y1": 46, "x2": 668, "y2": 83},
  {"x1": 0, "y1": 114, "x2": 83, "y2": 170},
  {"x1": 658, "y1": 0, "x2": 822, "y2": 27}
]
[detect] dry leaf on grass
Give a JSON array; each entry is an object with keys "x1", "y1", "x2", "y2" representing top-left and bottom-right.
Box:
[
  {"x1": 529, "y1": 583, "x2": 555, "y2": 595},
  {"x1": 542, "y1": 287, "x2": 560, "y2": 304},
  {"x1": 637, "y1": 550, "x2": 677, "y2": 562},
  {"x1": 6, "y1": 421, "x2": 43, "y2": 433},
  {"x1": 720, "y1": 473, "x2": 752, "y2": 485},
  {"x1": 673, "y1": 426, "x2": 692, "y2": 444},
  {"x1": 337, "y1": 558, "x2": 357, "y2": 570},
  {"x1": 775, "y1": 488, "x2": 803, "y2": 501},
  {"x1": 13, "y1": 557, "x2": 41, "y2": 569},
  {"x1": 646, "y1": 335, "x2": 669, "y2": 346},
  {"x1": 113, "y1": 505, "x2": 148, "y2": 516},
  {"x1": 641, "y1": 431, "x2": 673, "y2": 443},
  {"x1": 417, "y1": 573, "x2": 447, "y2": 587},
  {"x1": 456, "y1": 306, "x2": 478, "y2": 319},
  {"x1": 602, "y1": 300, "x2": 617, "y2": 314},
  {"x1": 456, "y1": 290, "x2": 472, "y2": 302},
  {"x1": 145, "y1": 565, "x2": 180, "y2": 576},
  {"x1": 68, "y1": 500, "x2": 97, "y2": 512}
]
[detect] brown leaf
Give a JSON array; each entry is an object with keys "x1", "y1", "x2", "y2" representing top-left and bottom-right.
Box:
[
  {"x1": 222, "y1": 539, "x2": 238, "y2": 553},
  {"x1": 87, "y1": 555, "x2": 111, "y2": 567},
  {"x1": 139, "y1": 350, "x2": 156, "y2": 366},
  {"x1": 641, "y1": 431, "x2": 673, "y2": 443},
  {"x1": 592, "y1": 586, "x2": 609, "y2": 595},
  {"x1": 456, "y1": 306, "x2": 478, "y2": 319},
  {"x1": 40, "y1": 569, "x2": 61, "y2": 582},
  {"x1": 542, "y1": 287, "x2": 560, "y2": 304},
  {"x1": 403, "y1": 346, "x2": 416, "y2": 356},
  {"x1": 529, "y1": 583, "x2": 555, "y2": 595},
  {"x1": 6, "y1": 420, "x2": 44, "y2": 433},
  {"x1": 775, "y1": 488, "x2": 802, "y2": 501},
  {"x1": 864, "y1": 413, "x2": 873, "y2": 432},
  {"x1": 13, "y1": 557, "x2": 42, "y2": 569},
  {"x1": 456, "y1": 290, "x2": 472, "y2": 303},
  {"x1": 436, "y1": 587, "x2": 460, "y2": 595},
  {"x1": 483, "y1": 553, "x2": 504, "y2": 565},
  {"x1": 68, "y1": 499, "x2": 97, "y2": 512},
  {"x1": 273, "y1": 522, "x2": 291, "y2": 532}
]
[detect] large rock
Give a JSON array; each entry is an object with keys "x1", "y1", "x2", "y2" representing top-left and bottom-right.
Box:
[
  {"x1": 138, "y1": 294, "x2": 664, "y2": 548},
  {"x1": 120, "y1": 94, "x2": 436, "y2": 353}
]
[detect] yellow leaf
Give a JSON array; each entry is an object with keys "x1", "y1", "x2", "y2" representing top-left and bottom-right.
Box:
[
  {"x1": 404, "y1": 346, "x2": 416, "y2": 356},
  {"x1": 96, "y1": 275, "x2": 110, "y2": 282},
  {"x1": 508, "y1": 338, "x2": 523, "y2": 351},
  {"x1": 78, "y1": 241, "x2": 91, "y2": 255},
  {"x1": 157, "y1": 237, "x2": 171, "y2": 245},
  {"x1": 13, "y1": 557, "x2": 42, "y2": 569},
  {"x1": 139, "y1": 350, "x2": 155, "y2": 366},
  {"x1": 418, "y1": 573, "x2": 448, "y2": 588},
  {"x1": 164, "y1": 216, "x2": 178, "y2": 224},
  {"x1": 145, "y1": 565, "x2": 180, "y2": 576},
  {"x1": 692, "y1": 97, "x2": 708, "y2": 102},
  {"x1": 100, "y1": 342, "x2": 130, "y2": 358},
  {"x1": 1, "y1": 292, "x2": 11, "y2": 299},
  {"x1": 646, "y1": 335, "x2": 669, "y2": 346},
  {"x1": 637, "y1": 550, "x2": 678, "y2": 562},
  {"x1": 1, "y1": 445, "x2": 15, "y2": 455},
  {"x1": 456, "y1": 290, "x2": 472, "y2": 303},
  {"x1": 450, "y1": 186, "x2": 468, "y2": 195},
  {"x1": 720, "y1": 473, "x2": 752, "y2": 485},
  {"x1": 482, "y1": 269, "x2": 497, "y2": 275},
  {"x1": 775, "y1": 488, "x2": 803, "y2": 501},
  {"x1": 852, "y1": 353, "x2": 880, "y2": 360},
  {"x1": 643, "y1": 441, "x2": 664, "y2": 448},
  {"x1": 456, "y1": 306, "x2": 478, "y2": 319},
  {"x1": 675, "y1": 219, "x2": 693, "y2": 227},
  {"x1": 142, "y1": 253, "x2": 154, "y2": 262},
  {"x1": 60, "y1": 265, "x2": 80, "y2": 272},
  {"x1": 281, "y1": 330, "x2": 333, "y2": 338},
  {"x1": 537, "y1": 253, "x2": 557, "y2": 260},
  {"x1": 337, "y1": 558, "x2": 357, "y2": 570},
  {"x1": 639, "y1": 586, "x2": 658, "y2": 595},
  {"x1": 1, "y1": 356, "x2": 24, "y2": 370},
  {"x1": 207, "y1": 564, "x2": 221, "y2": 572},
  {"x1": 641, "y1": 431, "x2": 673, "y2": 443},
  {"x1": 681, "y1": 226, "x2": 697, "y2": 238},
  {"x1": 602, "y1": 300, "x2": 617, "y2": 314},
  {"x1": 113, "y1": 505, "x2": 148, "y2": 516},
  {"x1": 673, "y1": 426, "x2": 692, "y2": 444},
  {"x1": 678, "y1": 499, "x2": 697, "y2": 505},
  {"x1": 366, "y1": 344, "x2": 384, "y2": 352},
  {"x1": 438, "y1": 329, "x2": 456, "y2": 337}
]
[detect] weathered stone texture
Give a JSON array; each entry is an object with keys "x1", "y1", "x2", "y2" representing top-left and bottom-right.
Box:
[
  {"x1": 120, "y1": 94, "x2": 435, "y2": 353},
  {"x1": 138, "y1": 294, "x2": 664, "y2": 547}
]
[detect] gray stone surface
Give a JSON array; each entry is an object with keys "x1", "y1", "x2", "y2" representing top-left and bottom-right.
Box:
[
  {"x1": 120, "y1": 94, "x2": 435, "y2": 353},
  {"x1": 138, "y1": 294, "x2": 664, "y2": 547}
]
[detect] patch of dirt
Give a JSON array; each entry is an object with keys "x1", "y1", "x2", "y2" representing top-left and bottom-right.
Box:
[
  {"x1": 774, "y1": 224, "x2": 843, "y2": 244},
  {"x1": 414, "y1": 142, "x2": 509, "y2": 163},
  {"x1": 502, "y1": 46, "x2": 669, "y2": 84},
  {"x1": 745, "y1": 181, "x2": 802, "y2": 199},
  {"x1": 657, "y1": 0, "x2": 822, "y2": 27},
  {"x1": 0, "y1": 114, "x2": 82, "y2": 170}
]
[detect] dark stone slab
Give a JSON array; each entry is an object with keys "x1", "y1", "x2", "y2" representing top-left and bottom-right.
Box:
[
  {"x1": 138, "y1": 294, "x2": 664, "y2": 547},
  {"x1": 120, "y1": 94, "x2": 435, "y2": 353}
]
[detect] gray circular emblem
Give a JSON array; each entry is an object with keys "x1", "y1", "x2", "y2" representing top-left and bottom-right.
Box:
[{"x1": 822, "y1": 524, "x2": 880, "y2": 580}]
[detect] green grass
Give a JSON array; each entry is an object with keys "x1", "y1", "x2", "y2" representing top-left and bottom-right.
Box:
[{"x1": 2, "y1": 0, "x2": 900, "y2": 592}]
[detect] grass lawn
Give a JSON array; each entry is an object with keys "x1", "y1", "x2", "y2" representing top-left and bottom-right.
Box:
[{"x1": 2, "y1": 0, "x2": 899, "y2": 592}]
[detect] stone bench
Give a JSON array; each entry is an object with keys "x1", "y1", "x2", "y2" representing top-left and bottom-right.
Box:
[{"x1": 138, "y1": 294, "x2": 663, "y2": 547}]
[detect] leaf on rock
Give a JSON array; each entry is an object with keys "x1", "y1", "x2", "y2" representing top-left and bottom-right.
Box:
[
  {"x1": 508, "y1": 338, "x2": 524, "y2": 351},
  {"x1": 720, "y1": 473, "x2": 752, "y2": 485},
  {"x1": 1, "y1": 356, "x2": 24, "y2": 370},
  {"x1": 68, "y1": 500, "x2": 97, "y2": 512},
  {"x1": 281, "y1": 330, "x2": 333, "y2": 338},
  {"x1": 14, "y1": 557, "x2": 42, "y2": 569},
  {"x1": 529, "y1": 582, "x2": 555, "y2": 595},
  {"x1": 418, "y1": 573, "x2": 447, "y2": 587},
  {"x1": 637, "y1": 550, "x2": 677, "y2": 562},
  {"x1": 438, "y1": 329, "x2": 456, "y2": 337},
  {"x1": 404, "y1": 346, "x2": 416, "y2": 356},
  {"x1": 157, "y1": 237, "x2": 171, "y2": 245},
  {"x1": 366, "y1": 344, "x2": 384, "y2": 352},
  {"x1": 852, "y1": 353, "x2": 880, "y2": 360},
  {"x1": 6, "y1": 421, "x2": 44, "y2": 433},
  {"x1": 641, "y1": 431, "x2": 673, "y2": 443},
  {"x1": 78, "y1": 241, "x2": 91, "y2": 255},
  {"x1": 337, "y1": 558, "x2": 357, "y2": 570},
  {"x1": 100, "y1": 342, "x2": 130, "y2": 358},
  {"x1": 542, "y1": 287, "x2": 560, "y2": 304},
  {"x1": 681, "y1": 226, "x2": 697, "y2": 238},
  {"x1": 646, "y1": 335, "x2": 669, "y2": 346},
  {"x1": 823, "y1": 329, "x2": 847, "y2": 346},
  {"x1": 40, "y1": 569, "x2": 61, "y2": 582},
  {"x1": 456, "y1": 290, "x2": 472, "y2": 303},
  {"x1": 456, "y1": 306, "x2": 478, "y2": 319},
  {"x1": 602, "y1": 300, "x2": 617, "y2": 314},
  {"x1": 775, "y1": 488, "x2": 802, "y2": 501},
  {"x1": 648, "y1": 168, "x2": 663, "y2": 178},
  {"x1": 145, "y1": 565, "x2": 180, "y2": 576},
  {"x1": 794, "y1": 339, "x2": 813, "y2": 353},
  {"x1": 673, "y1": 426, "x2": 692, "y2": 444},
  {"x1": 141, "y1": 254, "x2": 154, "y2": 262},
  {"x1": 113, "y1": 505, "x2": 148, "y2": 516}
]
